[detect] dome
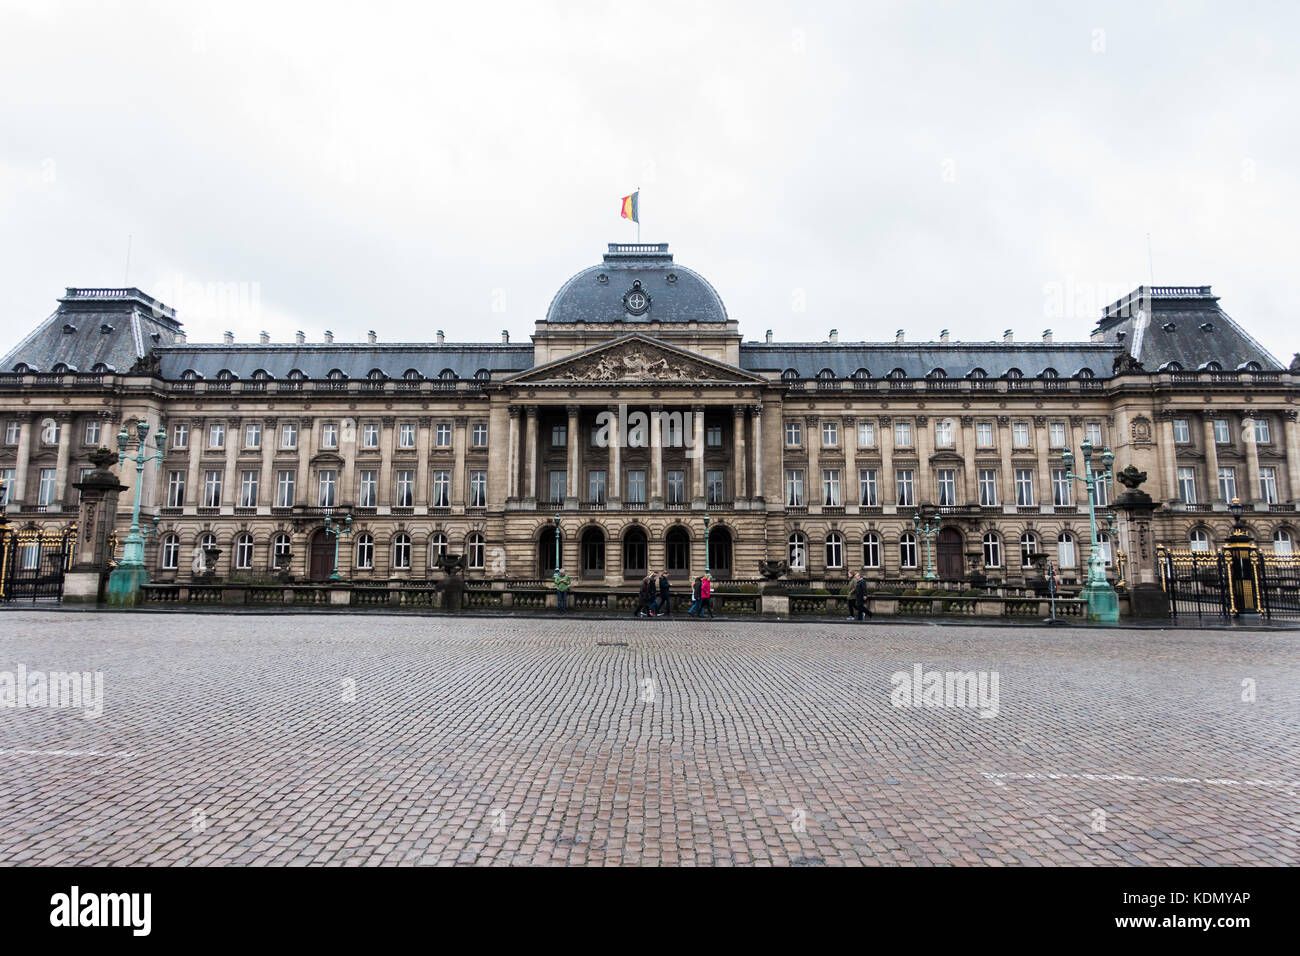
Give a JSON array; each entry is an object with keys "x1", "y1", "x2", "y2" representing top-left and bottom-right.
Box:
[{"x1": 544, "y1": 243, "x2": 728, "y2": 324}]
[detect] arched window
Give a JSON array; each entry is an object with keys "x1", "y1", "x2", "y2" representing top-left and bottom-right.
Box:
[
  {"x1": 160, "y1": 534, "x2": 180, "y2": 571},
  {"x1": 1159, "y1": 361, "x2": 1182, "y2": 372},
  {"x1": 272, "y1": 533, "x2": 291, "y2": 568},
  {"x1": 781, "y1": 368, "x2": 800, "y2": 381},
  {"x1": 428, "y1": 532, "x2": 448, "y2": 565},
  {"x1": 888, "y1": 368, "x2": 907, "y2": 379},
  {"x1": 1057, "y1": 532, "x2": 1076, "y2": 568},
  {"x1": 1243, "y1": 361, "x2": 1262, "y2": 372},
  {"x1": 817, "y1": 368, "x2": 835, "y2": 380},
  {"x1": 287, "y1": 369, "x2": 306, "y2": 381},
  {"x1": 199, "y1": 532, "x2": 217, "y2": 551},
  {"x1": 1096, "y1": 532, "x2": 1112, "y2": 566},
  {"x1": 967, "y1": 368, "x2": 987, "y2": 379},
  {"x1": 91, "y1": 362, "x2": 110, "y2": 373},
  {"x1": 439, "y1": 368, "x2": 458, "y2": 381},
  {"x1": 862, "y1": 532, "x2": 881, "y2": 569},
  {"x1": 235, "y1": 533, "x2": 255, "y2": 570},
  {"x1": 474, "y1": 368, "x2": 491, "y2": 381},
  {"x1": 927, "y1": 368, "x2": 946, "y2": 379},
  {"x1": 788, "y1": 532, "x2": 807, "y2": 571},
  {"x1": 1203, "y1": 361, "x2": 1222, "y2": 372},
  {"x1": 367, "y1": 368, "x2": 386, "y2": 380},
  {"x1": 825, "y1": 532, "x2": 843, "y2": 569},
  {"x1": 392, "y1": 533, "x2": 411, "y2": 570},
  {"x1": 623, "y1": 526, "x2": 648, "y2": 575},
  {"x1": 355, "y1": 533, "x2": 374, "y2": 569},
  {"x1": 580, "y1": 527, "x2": 604, "y2": 576},
  {"x1": 1076, "y1": 367, "x2": 1094, "y2": 379},
  {"x1": 852, "y1": 368, "x2": 871, "y2": 380},
  {"x1": 217, "y1": 369, "x2": 236, "y2": 381},
  {"x1": 1189, "y1": 529, "x2": 1210, "y2": 552},
  {"x1": 1040, "y1": 368, "x2": 1058, "y2": 379},
  {"x1": 181, "y1": 369, "x2": 201, "y2": 381},
  {"x1": 899, "y1": 532, "x2": 918, "y2": 569},
  {"x1": 1273, "y1": 529, "x2": 1293, "y2": 555},
  {"x1": 327, "y1": 368, "x2": 347, "y2": 380},
  {"x1": 467, "y1": 533, "x2": 485, "y2": 570},
  {"x1": 1020, "y1": 532, "x2": 1039, "y2": 568},
  {"x1": 982, "y1": 532, "x2": 1002, "y2": 569},
  {"x1": 665, "y1": 527, "x2": 690, "y2": 575},
  {"x1": 252, "y1": 369, "x2": 272, "y2": 381},
  {"x1": 403, "y1": 368, "x2": 423, "y2": 380},
  {"x1": 1005, "y1": 368, "x2": 1023, "y2": 379}
]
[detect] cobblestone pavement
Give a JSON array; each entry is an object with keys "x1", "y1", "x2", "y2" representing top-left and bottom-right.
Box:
[{"x1": 0, "y1": 612, "x2": 1295, "y2": 866}]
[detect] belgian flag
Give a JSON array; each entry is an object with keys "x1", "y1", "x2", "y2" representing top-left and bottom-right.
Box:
[{"x1": 620, "y1": 190, "x2": 639, "y2": 223}]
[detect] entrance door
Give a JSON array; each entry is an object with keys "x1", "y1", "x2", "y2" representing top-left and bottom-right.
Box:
[
  {"x1": 309, "y1": 530, "x2": 334, "y2": 580},
  {"x1": 937, "y1": 528, "x2": 964, "y2": 581}
]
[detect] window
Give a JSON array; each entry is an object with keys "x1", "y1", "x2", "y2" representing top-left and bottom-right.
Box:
[
  {"x1": 1254, "y1": 418, "x2": 1271, "y2": 444},
  {"x1": 1273, "y1": 529, "x2": 1293, "y2": 555},
  {"x1": 239, "y1": 471, "x2": 259, "y2": 507},
  {"x1": 166, "y1": 471, "x2": 186, "y2": 507},
  {"x1": 429, "y1": 533, "x2": 448, "y2": 564},
  {"x1": 706, "y1": 425, "x2": 723, "y2": 447},
  {"x1": 203, "y1": 471, "x2": 222, "y2": 507},
  {"x1": 895, "y1": 469, "x2": 914, "y2": 507},
  {"x1": 1212, "y1": 419, "x2": 1230, "y2": 444},
  {"x1": 1096, "y1": 532, "x2": 1112, "y2": 566},
  {"x1": 1015, "y1": 469, "x2": 1034, "y2": 506},
  {"x1": 857, "y1": 421, "x2": 875, "y2": 448},
  {"x1": 666, "y1": 470, "x2": 685, "y2": 505},
  {"x1": 626, "y1": 470, "x2": 645, "y2": 504},
  {"x1": 0, "y1": 469, "x2": 13, "y2": 506},
  {"x1": 398, "y1": 423, "x2": 415, "y2": 448},
  {"x1": 982, "y1": 533, "x2": 1002, "y2": 568},
  {"x1": 171, "y1": 423, "x2": 189, "y2": 449},
  {"x1": 4, "y1": 421, "x2": 18, "y2": 445},
  {"x1": 862, "y1": 532, "x2": 881, "y2": 568},
  {"x1": 470, "y1": 470, "x2": 487, "y2": 507},
  {"x1": 1217, "y1": 467, "x2": 1237, "y2": 502},
  {"x1": 467, "y1": 533, "x2": 485, "y2": 570},
  {"x1": 894, "y1": 422, "x2": 912, "y2": 448},
  {"x1": 432, "y1": 471, "x2": 451, "y2": 507},
  {"x1": 244, "y1": 423, "x2": 261, "y2": 449},
  {"x1": 937, "y1": 469, "x2": 956, "y2": 507},
  {"x1": 321, "y1": 422, "x2": 339, "y2": 449},
  {"x1": 318, "y1": 470, "x2": 336, "y2": 508},
  {"x1": 362, "y1": 423, "x2": 379, "y2": 449},
  {"x1": 975, "y1": 422, "x2": 994, "y2": 448},
  {"x1": 588, "y1": 470, "x2": 607, "y2": 505},
  {"x1": 1058, "y1": 532, "x2": 1077, "y2": 567},
  {"x1": 1189, "y1": 529, "x2": 1210, "y2": 552},
  {"x1": 785, "y1": 469, "x2": 804, "y2": 507},
  {"x1": 1051, "y1": 469, "x2": 1071, "y2": 507},
  {"x1": 472, "y1": 423, "x2": 488, "y2": 447},
  {"x1": 161, "y1": 534, "x2": 180, "y2": 571},
  {"x1": 935, "y1": 420, "x2": 953, "y2": 448},
  {"x1": 35, "y1": 468, "x2": 56, "y2": 505},
  {"x1": 1177, "y1": 467, "x2": 1197, "y2": 504},
  {"x1": 355, "y1": 533, "x2": 374, "y2": 569},
  {"x1": 1172, "y1": 419, "x2": 1190, "y2": 443},
  {"x1": 1020, "y1": 532, "x2": 1039, "y2": 568},
  {"x1": 978, "y1": 469, "x2": 998, "y2": 507},
  {"x1": 788, "y1": 532, "x2": 807, "y2": 571},
  {"x1": 706, "y1": 469, "x2": 724, "y2": 505},
  {"x1": 235, "y1": 534, "x2": 254, "y2": 570},
  {"x1": 822, "y1": 420, "x2": 838, "y2": 447},
  {"x1": 435, "y1": 423, "x2": 451, "y2": 447},
  {"x1": 551, "y1": 424, "x2": 567, "y2": 448},
  {"x1": 819, "y1": 468, "x2": 840, "y2": 507},
  {"x1": 392, "y1": 533, "x2": 411, "y2": 570},
  {"x1": 1048, "y1": 422, "x2": 1066, "y2": 448},
  {"x1": 84, "y1": 420, "x2": 101, "y2": 446},
  {"x1": 1011, "y1": 422, "x2": 1029, "y2": 448},
  {"x1": 899, "y1": 532, "x2": 918, "y2": 569},
  {"x1": 273, "y1": 533, "x2": 291, "y2": 568},
  {"x1": 40, "y1": 420, "x2": 60, "y2": 445},
  {"x1": 276, "y1": 471, "x2": 295, "y2": 508},
  {"x1": 358, "y1": 470, "x2": 377, "y2": 507},
  {"x1": 208, "y1": 423, "x2": 225, "y2": 448},
  {"x1": 859, "y1": 468, "x2": 878, "y2": 507},
  {"x1": 825, "y1": 532, "x2": 844, "y2": 569},
  {"x1": 395, "y1": 470, "x2": 414, "y2": 507},
  {"x1": 280, "y1": 422, "x2": 297, "y2": 449},
  {"x1": 1085, "y1": 423, "x2": 1103, "y2": 446},
  {"x1": 1093, "y1": 474, "x2": 1109, "y2": 508},
  {"x1": 549, "y1": 470, "x2": 567, "y2": 503},
  {"x1": 784, "y1": 421, "x2": 802, "y2": 446},
  {"x1": 1260, "y1": 467, "x2": 1279, "y2": 504}
]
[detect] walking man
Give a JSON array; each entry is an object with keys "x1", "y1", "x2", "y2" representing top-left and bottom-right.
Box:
[
  {"x1": 847, "y1": 571, "x2": 861, "y2": 620},
  {"x1": 656, "y1": 570, "x2": 671, "y2": 617},
  {"x1": 688, "y1": 576, "x2": 702, "y2": 616},
  {"x1": 854, "y1": 571, "x2": 871, "y2": 620},
  {"x1": 553, "y1": 567, "x2": 570, "y2": 613}
]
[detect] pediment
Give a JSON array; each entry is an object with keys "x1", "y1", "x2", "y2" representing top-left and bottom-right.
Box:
[{"x1": 507, "y1": 334, "x2": 764, "y2": 385}]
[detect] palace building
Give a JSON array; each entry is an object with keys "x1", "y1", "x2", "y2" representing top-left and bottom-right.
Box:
[{"x1": 1, "y1": 242, "x2": 1297, "y2": 588}]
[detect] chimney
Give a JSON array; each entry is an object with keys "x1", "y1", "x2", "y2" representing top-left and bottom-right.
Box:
[
  {"x1": 1003, "y1": 329, "x2": 1014, "y2": 343},
  {"x1": 295, "y1": 330, "x2": 305, "y2": 345},
  {"x1": 895, "y1": 329, "x2": 905, "y2": 345},
  {"x1": 367, "y1": 330, "x2": 377, "y2": 344},
  {"x1": 765, "y1": 329, "x2": 773, "y2": 344},
  {"x1": 829, "y1": 329, "x2": 838, "y2": 343},
  {"x1": 1042, "y1": 329, "x2": 1053, "y2": 343},
  {"x1": 939, "y1": 329, "x2": 950, "y2": 344},
  {"x1": 501, "y1": 330, "x2": 510, "y2": 344},
  {"x1": 1090, "y1": 328, "x2": 1104, "y2": 343},
  {"x1": 436, "y1": 330, "x2": 445, "y2": 345},
  {"x1": 323, "y1": 330, "x2": 334, "y2": 344},
  {"x1": 175, "y1": 332, "x2": 186, "y2": 344},
  {"x1": 258, "y1": 331, "x2": 270, "y2": 345},
  {"x1": 223, "y1": 331, "x2": 234, "y2": 345}
]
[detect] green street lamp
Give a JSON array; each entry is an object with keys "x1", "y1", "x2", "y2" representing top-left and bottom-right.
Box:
[
  {"x1": 107, "y1": 418, "x2": 166, "y2": 606},
  {"x1": 554, "y1": 513, "x2": 562, "y2": 572},
  {"x1": 703, "y1": 513, "x2": 711, "y2": 576},
  {"x1": 323, "y1": 511, "x2": 352, "y2": 581},
  {"x1": 1062, "y1": 438, "x2": 1118, "y2": 623},
  {"x1": 913, "y1": 509, "x2": 940, "y2": 581}
]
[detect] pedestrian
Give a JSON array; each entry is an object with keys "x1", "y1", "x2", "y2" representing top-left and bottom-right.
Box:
[
  {"x1": 635, "y1": 574, "x2": 655, "y2": 617},
  {"x1": 854, "y1": 571, "x2": 871, "y2": 619},
  {"x1": 656, "y1": 570, "x2": 671, "y2": 617},
  {"x1": 846, "y1": 571, "x2": 860, "y2": 620},
  {"x1": 688, "y1": 576, "x2": 702, "y2": 616},
  {"x1": 553, "y1": 567, "x2": 570, "y2": 613},
  {"x1": 700, "y1": 573, "x2": 713, "y2": 618}
]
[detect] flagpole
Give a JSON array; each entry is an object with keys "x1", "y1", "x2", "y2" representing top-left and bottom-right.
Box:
[{"x1": 637, "y1": 185, "x2": 641, "y2": 243}]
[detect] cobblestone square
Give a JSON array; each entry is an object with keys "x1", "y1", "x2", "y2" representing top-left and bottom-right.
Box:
[{"x1": 0, "y1": 611, "x2": 1295, "y2": 866}]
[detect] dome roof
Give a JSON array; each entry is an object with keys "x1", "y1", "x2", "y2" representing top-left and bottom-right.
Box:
[{"x1": 544, "y1": 243, "x2": 728, "y2": 324}]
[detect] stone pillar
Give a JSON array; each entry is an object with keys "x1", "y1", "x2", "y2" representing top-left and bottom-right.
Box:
[
  {"x1": 260, "y1": 418, "x2": 276, "y2": 511},
  {"x1": 339, "y1": 416, "x2": 357, "y2": 506},
  {"x1": 453, "y1": 416, "x2": 468, "y2": 507},
  {"x1": 565, "y1": 405, "x2": 579, "y2": 504},
  {"x1": 1244, "y1": 411, "x2": 1262, "y2": 506},
  {"x1": 843, "y1": 415, "x2": 856, "y2": 511},
  {"x1": 691, "y1": 405, "x2": 706, "y2": 507},
  {"x1": 378, "y1": 417, "x2": 395, "y2": 507},
  {"x1": 1113, "y1": 468, "x2": 1167, "y2": 617},
  {"x1": 880, "y1": 416, "x2": 894, "y2": 511},
  {"x1": 915, "y1": 415, "x2": 932, "y2": 505},
  {"x1": 11, "y1": 414, "x2": 31, "y2": 504},
  {"x1": 607, "y1": 410, "x2": 621, "y2": 506},
  {"x1": 805, "y1": 415, "x2": 820, "y2": 507},
  {"x1": 64, "y1": 450, "x2": 128, "y2": 603},
  {"x1": 1159, "y1": 415, "x2": 1178, "y2": 505},
  {"x1": 222, "y1": 417, "x2": 240, "y2": 512},
  {"x1": 649, "y1": 404, "x2": 663, "y2": 506},
  {"x1": 296, "y1": 417, "x2": 311, "y2": 508},
  {"x1": 507, "y1": 406, "x2": 520, "y2": 499},
  {"x1": 997, "y1": 416, "x2": 1013, "y2": 509},
  {"x1": 1202, "y1": 413, "x2": 1219, "y2": 504},
  {"x1": 1285, "y1": 410, "x2": 1300, "y2": 504},
  {"x1": 752, "y1": 405, "x2": 764, "y2": 502},
  {"x1": 53, "y1": 412, "x2": 72, "y2": 507},
  {"x1": 733, "y1": 406, "x2": 748, "y2": 502},
  {"x1": 186, "y1": 417, "x2": 203, "y2": 511},
  {"x1": 416, "y1": 417, "x2": 432, "y2": 505},
  {"x1": 960, "y1": 416, "x2": 977, "y2": 503},
  {"x1": 1034, "y1": 415, "x2": 1050, "y2": 509}
]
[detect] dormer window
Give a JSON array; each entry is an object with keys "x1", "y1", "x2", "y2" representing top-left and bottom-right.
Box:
[
  {"x1": 817, "y1": 368, "x2": 835, "y2": 380},
  {"x1": 287, "y1": 369, "x2": 306, "y2": 380},
  {"x1": 852, "y1": 368, "x2": 871, "y2": 380},
  {"x1": 181, "y1": 369, "x2": 201, "y2": 381},
  {"x1": 1075, "y1": 367, "x2": 1094, "y2": 378},
  {"x1": 61, "y1": 324, "x2": 77, "y2": 334},
  {"x1": 926, "y1": 368, "x2": 946, "y2": 379},
  {"x1": 1005, "y1": 368, "x2": 1023, "y2": 379},
  {"x1": 439, "y1": 369, "x2": 458, "y2": 380},
  {"x1": 781, "y1": 368, "x2": 799, "y2": 381},
  {"x1": 327, "y1": 369, "x2": 347, "y2": 380},
  {"x1": 1162, "y1": 322, "x2": 1177, "y2": 332},
  {"x1": 403, "y1": 369, "x2": 422, "y2": 380},
  {"x1": 1040, "y1": 368, "x2": 1058, "y2": 379},
  {"x1": 888, "y1": 368, "x2": 906, "y2": 379},
  {"x1": 368, "y1": 368, "x2": 386, "y2": 380},
  {"x1": 1199, "y1": 322, "x2": 1215, "y2": 332},
  {"x1": 99, "y1": 323, "x2": 114, "y2": 333},
  {"x1": 252, "y1": 369, "x2": 272, "y2": 381},
  {"x1": 216, "y1": 369, "x2": 236, "y2": 381},
  {"x1": 967, "y1": 367, "x2": 987, "y2": 379},
  {"x1": 474, "y1": 368, "x2": 491, "y2": 381}
]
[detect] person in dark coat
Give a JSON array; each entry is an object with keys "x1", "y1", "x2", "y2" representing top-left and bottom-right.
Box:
[
  {"x1": 634, "y1": 575, "x2": 655, "y2": 617},
  {"x1": 854, "y1": 573, "x2": 871, "y2": 620},
  {"x1": 688, "y1": 577, "x2": 702, "y2": 616},
  {"x1": 656, "y1": 571, "x2": 671, "y2": 616}
]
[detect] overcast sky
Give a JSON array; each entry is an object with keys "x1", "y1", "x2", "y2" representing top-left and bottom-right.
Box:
[{"x1": 1, "y1": 0, "x2": 1297, "y2": 361}]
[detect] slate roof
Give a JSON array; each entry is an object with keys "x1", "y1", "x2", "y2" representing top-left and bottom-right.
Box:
[
  {"x1": 544, "y1": 243, "x2": 729, "y2": 325},
  {"x1": 155, "y1": 344, "x2": 534, "y2": 380},
  {"x1": 1094, "y1": 286, "x2": 1283, "y2": 371},
  {"x1": 1, "y1": 288, "x2": 182, "y2": 373},
  {"x1": 738, "y1": 342, "x2": 1119, "y2": 379}
]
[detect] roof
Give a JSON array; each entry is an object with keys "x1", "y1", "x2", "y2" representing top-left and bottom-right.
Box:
[
  {"x1": 155, "y1": 343, "x2": 534, "y2": 380},
  {"x1": 739, "y1": 342, "x2": 1119, "y2": 379},
  {"x1": 1, "y1": 288, "x2": 182, "y2": 373},
  {"x1": 543, "y1": 243, "x2": 729, "y2": 325},
  {"x1": 1094, "y1": 286, "x2": 1283, "y2": 371}
]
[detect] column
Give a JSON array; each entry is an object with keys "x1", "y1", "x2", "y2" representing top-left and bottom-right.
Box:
[
  {"x1": 339, "y1": 417, "x2": 357, "y2": 505},
  {"x1": 649, "y1": 404, "x2": 663, "y2": 505},
  {"x1": 805, "y1": 415, "x2": 820, "y2": 508},
  {"x1": 1034, "y1": 415, "x2": 1050, "y2": 510},
  {"x1": 53, "y1": 412, "x2": 72, "y2": 506},
  {"x1": 296, "y1": 417, "x2": 312, "y2": 508},
  {"x1": 880, "y1": 416, "x2": 894, "y2": 512},
  {"x1": 1202, "y1": 414, "x2": 1219, "y2": 505},
  {"x1": 525, "y1": 406, "x2": 539, "y2": 500},
  {"x1": 565, "y1": 405, "x2": 579, "y2": 504},
  {"x1": 733, "y1": 406, "x2": 748, "y2": 502},
  {"x1": 752, "y1": 405, "x2": 764, "y2": 502},
  {"x1": 452, "y1": 416, "x2": 467, "y2": 507},
  {"x1": 223, "y1": 417, "x2": 239, "y2": 512},
  {"x1": 1285, "y1": 411, "x2": 1300, "y2": 504},
  {"x1": 259, "y1": 417, "x2": 276, "y2": 511},
  {"x1": 1244, "y1": 411, "x2": 1262, "y2": 506},
  {"x1": 12, "y1": 414, "x2": 31, "y2": 503},
  {"x1": 507, "y1": 406, "x2": 520, "y2": 499},
  {"x1": 960, "y1": 416, "x2": 977, "y2": 504},
  {"x1": 378, "y1": 417, "x2": 395, "y2": 506},
  {"x1": 186, "y1": 417, "x2": 202, "y2": 512},
  {"x1": 997, "y1": 417, "x2": 1013, "y2": 510},
  {"x1": 1159, "y1": 415, "x2": 1178, "y2": 505},
  {"x1": 607, "y1": 411, "x2": 621, "y2": 506},
  {"x1": 691, "y1": 405, "x2": 706, "y2": 507},
  {"x1": 842, "y1": 415, "x2": 856, "y2": 511},
  {"x1": 416, "y1": 417, "x2": 432, "y2": 505},
  {"x1": 916, "y1": 415, "x2": 933, "y2": 505}
]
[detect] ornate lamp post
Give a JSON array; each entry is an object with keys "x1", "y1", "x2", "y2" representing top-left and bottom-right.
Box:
[
  {"x1": 1224, "y1": 496, "x2": 1261, "y2": 617},
  {"x1": 554, "y1": 513, "x2": 562, "y2": 572},
  {"x1": 912, "y1": 509, "x2": 940, "y2": 581},
  {"x1": 107, "y1": 418, "x2": 166, "y2": 606},
  {"x1": 1062, "y1": 438, "x2": 1118, "y2": 622},
  {"x1": 322, "y1": 511, "x2": 352, "y2": 581},
  {"x1": 703, "y1": 513, "x2": 711, "y2": 576}
]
